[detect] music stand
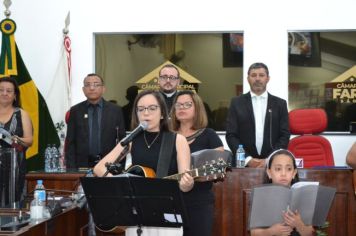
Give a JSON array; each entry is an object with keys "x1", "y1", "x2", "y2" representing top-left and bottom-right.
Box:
[
  {"x1": 80, "y1": 175, "x2": 188, "y2": 235},
  {"x1": 0, "y1": 148, "x2": 19, "y2": 209}
]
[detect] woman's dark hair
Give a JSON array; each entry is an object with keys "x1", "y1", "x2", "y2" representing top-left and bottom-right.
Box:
[
  {"x1": 0, "y1": 77, "x2": 21, "y2": 107},
  {"x1": 130, "y1": 89, "x2": 170, "y2": 132},
  {"x1": 263, "y1": 149, "x2": 300, "y2": 185},
  {"x1": 170, "y1": 90, "x2": 208, "y2": 131}
]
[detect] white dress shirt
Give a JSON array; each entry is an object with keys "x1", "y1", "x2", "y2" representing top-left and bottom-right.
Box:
[{"x1": 245, "y1": 91, "x2": 268, "y2": 166}]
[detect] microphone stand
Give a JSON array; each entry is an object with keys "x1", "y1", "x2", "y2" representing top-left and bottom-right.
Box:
[{"x1": 103, "y1": 145, "x2": 130, "y2": 177}]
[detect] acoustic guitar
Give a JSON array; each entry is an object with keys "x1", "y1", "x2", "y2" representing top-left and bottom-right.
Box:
[{"x1": 95, "y1": 158, "x2": 229, "y2": 233}]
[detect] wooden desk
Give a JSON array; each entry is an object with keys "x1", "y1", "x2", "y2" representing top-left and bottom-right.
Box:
[
  {"x1": 25, "y1": 172, "x2": 124, "y2": 236},
  {"x1": 26, "y1": 172, "x2": 86, "y2": 196},
  {"x1": 212, "y1": 168, "x2": 356, "y2": 236},
  {"x1": 0, "y1": 206, "x2": 88, "y2": 236},
  {"x1": 353, "y1": 170, "x2": 356, "y2": 194}
]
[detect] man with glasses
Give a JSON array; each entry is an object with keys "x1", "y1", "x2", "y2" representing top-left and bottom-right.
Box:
[
  {"x1": 65, "y1": 73, "x2": 126, "y2": 169},
  {"x1": 157, "y1": 64, "x2": 181, "y2": 112}
]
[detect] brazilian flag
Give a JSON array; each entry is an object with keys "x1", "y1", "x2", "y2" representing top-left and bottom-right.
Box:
[{"x1": 0, "y1": 18, "x2": 59, "y2": 171}]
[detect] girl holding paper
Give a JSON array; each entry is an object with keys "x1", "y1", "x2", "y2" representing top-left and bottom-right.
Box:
[{"x1": 251, "y1": 149, "x2": 314, "y2": 236}]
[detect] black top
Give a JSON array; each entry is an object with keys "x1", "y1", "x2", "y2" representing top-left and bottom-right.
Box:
[
  {"x1": 0, "y1": 108, "x2": 24, "y2": 147},
  {"x1": 0, "y1": 107, "x2": 26, "y2": 205},
  {"x1": 160, "y1": 91, "x2": 177, "y2": 113},
  {"x1": 131, "y1": 131, "x2": 178, "y2": 176},
  {"x1": 183, "y1": 128, "x2": 223, "y2": 207},
  {"x1": 291, "y1": 228, "x2": 301, "y2": 236}
]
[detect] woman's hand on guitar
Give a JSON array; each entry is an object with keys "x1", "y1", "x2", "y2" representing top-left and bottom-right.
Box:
[{"x1": 179, "y1": 171, "x2": 194, "y2": 192}]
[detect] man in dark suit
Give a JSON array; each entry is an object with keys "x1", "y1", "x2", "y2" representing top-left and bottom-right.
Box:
[
  {"x1": 225, "y1": 63, "x2": 290, "y2": 167},
  {"x1": 65, "y1": 73, "x2": 126, "y2": 169}
]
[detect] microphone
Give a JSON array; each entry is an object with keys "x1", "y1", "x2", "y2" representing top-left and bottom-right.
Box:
[
  {"x1": 120, "y1": 121, "x2": 148, "y2": 146},
  {"x1": 268, "y1": 108, "x2": 273, "y2": 149}
]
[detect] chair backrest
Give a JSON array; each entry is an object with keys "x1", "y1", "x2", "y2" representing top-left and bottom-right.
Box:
[
  {"x1": 65, "y1": 110, "x2": 70, "y2": 124},
  {"x1": 288, "y1": 108, "x2": 334, "y2": 168}
]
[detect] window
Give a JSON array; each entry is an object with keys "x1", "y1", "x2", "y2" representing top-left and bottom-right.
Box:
[
  {"x1": 95, "y1": 33, "x2": 244, "y2": 131},
  {"x1": 288, "y1": 31, "x2": 356, "y2": 132}
]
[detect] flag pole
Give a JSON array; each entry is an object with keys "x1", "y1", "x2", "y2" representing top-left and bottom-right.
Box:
[
  {"x1": 2, "y1": 0, "x2": 18, "y2": 209},
  {"x1": 3, "y1": 0, "x2": 12, "y2": 18},
  {"x1": 63, "y1": 11, "x2": 70, "y2": 35}
]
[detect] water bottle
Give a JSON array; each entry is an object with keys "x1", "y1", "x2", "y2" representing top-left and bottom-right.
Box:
[
  {"x1": 236, "y1": 144, "x2": 246, "y2": 168},
  {"x1": 58, "y1": 153, "x2": 66, "y2": 173},
  {"x1": 30, "y1": 192, "x2": 44, "y2": 220},
  {"x1": 50, "y1": 144, "x2": 59, "y2": 172},
  {"x1": 58, "y1": 132, "x2": 66, "y2": 172},
  {"x1": 34, "y1": 179, "x2": 46, "y2": 203},
  {"x1": 44, "y1": 144, "x2": 51, "y2": 172}
]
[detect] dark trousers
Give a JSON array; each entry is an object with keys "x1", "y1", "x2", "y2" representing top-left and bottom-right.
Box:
[{"x1": 183, "y1": 202, "x2": 214, "y2": 236}]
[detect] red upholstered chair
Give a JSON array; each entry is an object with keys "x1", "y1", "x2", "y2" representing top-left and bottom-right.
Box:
[
  {"x1": 65, "y1": 110, "x2": 70, "y2": 124},
  {"x1": 288, "y1": 108, "x2": 334, "y2": 168}
]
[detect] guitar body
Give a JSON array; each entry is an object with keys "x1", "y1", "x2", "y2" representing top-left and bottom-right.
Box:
[{"x1": 125, "y1": 165, "x2": 156, "y2": 178}]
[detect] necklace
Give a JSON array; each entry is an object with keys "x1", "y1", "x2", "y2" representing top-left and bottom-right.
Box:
[
  {"x1": 144, "y1": 131, "x2": 160, "y2": 149},
  {"x1": 186, "y1": 128, "x2": 205, "y2": 142}
]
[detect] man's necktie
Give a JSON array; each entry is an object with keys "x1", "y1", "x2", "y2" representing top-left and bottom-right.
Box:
[{"x1": 90, "y1": 104, "x2": 99, "y2": 156}]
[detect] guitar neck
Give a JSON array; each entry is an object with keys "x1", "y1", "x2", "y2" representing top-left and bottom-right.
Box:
[{"x1": 164, "y1": 169, "x2": 199, "y2": 181}]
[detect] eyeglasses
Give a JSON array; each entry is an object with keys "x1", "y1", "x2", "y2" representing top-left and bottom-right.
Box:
[
  {"x1": 84, "y1": 82, "x2": 103, "y2": 88},
  {"x1": 137, "y1": 105, "x2": 160, "y2": 113},
  {"x1": 159, "y1": 75, "x2": 179, "y2": 81},
  {"x1": 175, "y1": 101, "x2": 193, "y2": 110},
  {"x1": 0, "y1": 88, "x2": 14, "y2": 94}
]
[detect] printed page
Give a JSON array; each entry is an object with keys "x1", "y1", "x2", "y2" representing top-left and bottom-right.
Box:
[
  {"x1": 291, "y1": 181, "x2": 319, "y2": 189},
  {"x1": 290, "y1": 185, "x2": 319, "y2": 225},
  {"x1": 249, "y1": 185, "x2": 290, "y2": 229},
  {"x1": 312, "y1": 185, "x2": 336, "y2": 226}
]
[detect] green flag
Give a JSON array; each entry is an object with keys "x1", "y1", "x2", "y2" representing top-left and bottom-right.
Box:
[{"x1": 0, "y1": 18, "x2": 59, "y2": 171}]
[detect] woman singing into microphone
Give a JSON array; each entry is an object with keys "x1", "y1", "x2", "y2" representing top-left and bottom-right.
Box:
[{"x1": 93, "y1": 90, "x2": 194, "y2": 235}]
